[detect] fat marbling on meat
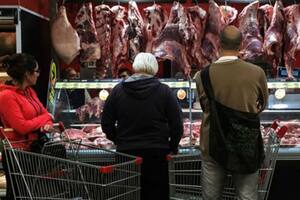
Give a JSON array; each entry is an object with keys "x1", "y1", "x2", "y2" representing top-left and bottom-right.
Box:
[
  {"x1": 94, "y1": 4, "x2": 113, "y2": 78},
  {"x1": 75, "y1": 3, "x2": 101, "y2": 63},
  {"x1": 128, "y1": 0, "x2": 145, "y2": 61},
  {"x1": 238, "y1": 1, "x2": 264, "y2": 63},
  {"x1": 111, "y1": 5, "x2": 129, "y2": 77},
  {"x1": 143, "y1": 3, "x2": 168, "y2": 53},
  {"x1": 153, "y1": 1, "x2": 191, "y2": 76},
  {"x1": 263, "y1": 0, "x2": 285, "y2": 74},
  {"x1": 284, "y1": 4, "x2": 300, "y2": 79}
]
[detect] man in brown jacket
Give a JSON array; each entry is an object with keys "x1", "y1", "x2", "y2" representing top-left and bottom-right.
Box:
[{"x1": 194, "y1": 25, "x2": 268, "y2": 200}]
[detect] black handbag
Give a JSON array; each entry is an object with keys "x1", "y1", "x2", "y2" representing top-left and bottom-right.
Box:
[
  {"x1": 30, "y1": 132, "x2": 50, "y2": 153},
  {"x1": 201, "y1": 66, "x2": 265, "y2": 174}
]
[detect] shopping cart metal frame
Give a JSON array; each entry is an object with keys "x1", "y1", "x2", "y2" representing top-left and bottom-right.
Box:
[
  {"x1": 0, "y1": 127, "x2": 142, "y2": 200},
  {"x1": 168, "y1": 121, "x2": 287, "y2": 200}
]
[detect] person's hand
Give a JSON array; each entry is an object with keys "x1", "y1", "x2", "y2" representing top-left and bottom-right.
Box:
[{"x1": 40, "y1": 124, "x2": 59, "y2": 133}]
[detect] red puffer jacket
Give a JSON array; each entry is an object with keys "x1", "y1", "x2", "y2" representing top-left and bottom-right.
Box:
[{"x1": 0, "y1": 84, "x2": 53, "y2": 150}]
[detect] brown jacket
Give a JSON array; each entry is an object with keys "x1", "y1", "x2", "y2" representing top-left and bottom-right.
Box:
[{"x1": 194, "y1": 58, "x2": 268, "y2": 159}]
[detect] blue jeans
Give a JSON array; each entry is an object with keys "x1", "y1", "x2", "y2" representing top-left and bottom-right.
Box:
[{"x1": 202, "y1": 158, "x2": 259, "y2": 200}]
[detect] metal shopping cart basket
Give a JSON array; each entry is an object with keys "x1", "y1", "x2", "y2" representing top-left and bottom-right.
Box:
[
  {"x1": 168, "y1": 121, "x2": 287, "y2": 200},
  {"x1": 0, "y1": 127, "x2": 142, "y2": 200}
]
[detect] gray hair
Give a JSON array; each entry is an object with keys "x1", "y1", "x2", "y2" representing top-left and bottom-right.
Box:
[{"x1": 132, "y1": 52, "x2": 158, "y2": 76}]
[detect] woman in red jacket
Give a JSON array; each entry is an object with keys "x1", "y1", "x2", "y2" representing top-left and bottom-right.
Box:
[{"x1": 0, "y1": 53, "x2": 56, "y2": 199}]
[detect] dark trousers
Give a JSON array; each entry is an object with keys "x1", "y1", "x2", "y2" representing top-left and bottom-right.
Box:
[{"x1": 120, "y1": 148, "x2": 170, "y2": 200}]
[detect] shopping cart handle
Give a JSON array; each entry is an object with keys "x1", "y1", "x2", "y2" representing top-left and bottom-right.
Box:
[
  {"x1": 277, "y1": 126, "x2": 288, "y2": 138},
  {"x1": 58, "y1": 121, "x2": 65, "y2": 132},
  {"x1": 271, "y1": 121, "x2": 279, "y2": 130}
]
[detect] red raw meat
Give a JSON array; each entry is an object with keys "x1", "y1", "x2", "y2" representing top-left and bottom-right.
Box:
[
  {"x1": 153, "y1": 1, "x2": 191, "y2": 76},
  {"x1": 186, "y1": 5, "x2": 208, "y2": 69},
  {"x1": 201, "y1": 0, "x2": 226, "y2": 63},
  {"x1": 128, "y1": 0, "x2": 145, "y2": 61},
  {"x1": 238, "y1": 1, "x2": 264, "y2": 63},
  {"x1": 263, "y1": 0, "x2": 285, "y2": 74},
  {"x1": 75, "y1": 3, "x2": 101, "y2": 63},
  {"x1": 143, "y1": 3, "x2": 168, "y2": 53},
  {"x1": 95, "y1": 4, "x2": 113, "y2": 78},
  {"x1": 284, "y1": 4, "x2": 300, "y2": 79},
  {"x1": 111, "y1": 5, "x2": 129, "y2": 77}
]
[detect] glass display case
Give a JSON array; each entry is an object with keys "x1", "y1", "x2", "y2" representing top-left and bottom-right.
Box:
[{"x1": 48, "y1": 79, "x2": 300, "y2": 159}]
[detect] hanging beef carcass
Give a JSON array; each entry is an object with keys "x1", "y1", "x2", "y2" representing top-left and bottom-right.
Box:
[
  {"x1": 51, "y1": 6, "x2": 80, "y2": 65},
  {"x1": 128, "y1": 0, "x2": 145, "y2": 61},
  {"x1": 201, "y1": 0, "x2": 226, "y2": 63},
  {"x1": 238, "y1": 1, "x2": 264, "y2": 63},
  {"x1": 258, "y1": 4, "x2": 273, "y2": 37},
  {"x1": 110, "y1": 6, "x2": 129, "y2": 77},
  {"x1": 94, "y1": 4, "x2": 113, "y2": 78},
  {"x1": 186, "y1": 5, "x2": 208, "y2": 69},
  {"x1": 220, "y1": 5, "x2": 238, "y2": 25},
  {"x1": 263, "y1": 0, "x2": 285, "y2": 74},
  {"x1": 143, "y1": 3, "x2": 168, "y2": 53},
  {"x1": 284, "y1": 4, "x2": 300, "y2": 79},
  {"x1": 153, "y1": 1, "x2": 191, "y2": 75},
  {"x1": 75, "y1": 3, "x2": 101, "y2": 63}
]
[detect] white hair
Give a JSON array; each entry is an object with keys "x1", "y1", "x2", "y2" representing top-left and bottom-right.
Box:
[{"x1": 132, "y1": 52, "x2": 158, "y2": 76}]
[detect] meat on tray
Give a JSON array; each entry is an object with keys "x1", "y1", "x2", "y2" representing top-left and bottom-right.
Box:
[
  {"x1": 262, "y1": 120, "x2": 300, "y2": 147},
  {"x1": 143, "y1": 3, "x2": 168, "y2": 53},
  {"x1": 128, "y1": 0, "x2": 145, "y2": 61},
  {"x1": 51, "y1": 6, "x2": 80, "y2": 65},
  {"x1": 75, "y1": 3, "x2": 101, "y2": 63},
  {"x1": 238, "y1": 1, "x2": 264, "y2": 63},
  {"x1": 76, "y1": 97, "x2": 104, "y2": 122},
  {"x1": 95, "y1": 4, "x2": 113, "y2": 78},
  {"x1": 283, "y1": 4, "x2": 300, "y2": 79},
  {"x1": 55, "y1": 126, "x2": 114, "y2": 149},
  {"x1": 180, "y1": 118, "x2": 201, "y2": 147},
  {"x1": 263, "y1": 0, "x2": 284, "y2": 74}
]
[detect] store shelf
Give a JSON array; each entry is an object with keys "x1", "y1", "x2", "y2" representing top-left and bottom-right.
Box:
[{"x1": 55, "y1": 80, "x2": 300, "y2": 90}]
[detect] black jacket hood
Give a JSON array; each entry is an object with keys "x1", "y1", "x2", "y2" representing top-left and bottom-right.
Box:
[{"x1": 121, "y1": 77, "x2": 161, "y2": 99}]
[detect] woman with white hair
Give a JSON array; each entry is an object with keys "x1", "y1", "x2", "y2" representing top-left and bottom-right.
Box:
[{"x1": 101, "y1": 52, "x2": 183, "y2": 200}]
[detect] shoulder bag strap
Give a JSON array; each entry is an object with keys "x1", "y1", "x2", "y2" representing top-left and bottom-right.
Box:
[{"x1": 200, "y1": 66, "x2": 215, "y2": 101}]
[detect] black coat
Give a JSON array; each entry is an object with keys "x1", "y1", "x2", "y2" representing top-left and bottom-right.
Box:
[{"x1": 101, "y1": 77, "x2": 183, "y2": 153}]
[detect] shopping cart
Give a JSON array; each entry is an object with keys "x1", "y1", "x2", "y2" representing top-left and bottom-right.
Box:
[
  {"x1": 168, "y1": 121, "x2": 287, "y2": 200},
  {"x1": 0, "y1": 127, "x2": 142, "y2": 200}
]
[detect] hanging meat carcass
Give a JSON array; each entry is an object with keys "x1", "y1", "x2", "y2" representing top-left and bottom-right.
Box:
[
  {"x1": 143, "y1": 3, "x2": 168, "y2": 53},
  {"x1": 51, "y1": 6, "x2": 80, "y2": 65},
  {"x1": 220, "y1": 5, "x2": 238, "y2": 25},
  {"x1": 263, "y1": 0, "x2": 285, "y2": 75},
  {"x1": 111, "y1": 6, "x2": 129, "y2": 77},
  {"x1": 94, "y1": 4, "x2": 113, "y2": 78},
  {"x1": 284, "y1": 4, "x2": 300, "y2": 79},
  {"x1": 258, "y1": 4, "x2": 273, "y2": 37},
  {"x1": 153, "y1": 1, "x2": 191, "y2": 76},
  {"x1": 238, "y1": 1, "x2": 264, "y2": 63},
  {"x1": 128, "y1": 0, "x2": 145, "y2": 61},
  {"x1": 186, "y1": 5, "x2": 208, "y2": 69},
  {"x1": 75, "y1": 3, "x2": 101, "y2": 63},
  {"x1": 201, "y1": 0, "x2": 226, "y2": 63}
]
